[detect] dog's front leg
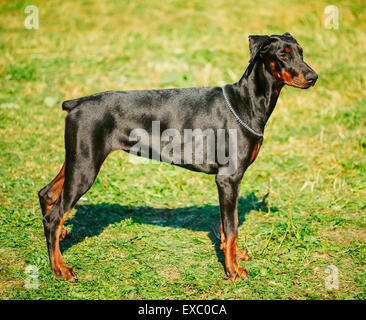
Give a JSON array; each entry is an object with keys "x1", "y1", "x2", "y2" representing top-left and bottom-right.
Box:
[{"x1": 216, "y1": 173, "x2": 248, "y2": 281}]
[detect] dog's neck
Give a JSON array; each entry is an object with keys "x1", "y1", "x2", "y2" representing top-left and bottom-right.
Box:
[{"x1": 231, "y1": 58, "x2": 284, "y2": 134}]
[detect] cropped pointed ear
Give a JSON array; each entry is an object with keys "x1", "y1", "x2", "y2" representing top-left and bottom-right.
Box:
[{"x1": 248, "y1": 35, "x2": 271, "y2": 63}]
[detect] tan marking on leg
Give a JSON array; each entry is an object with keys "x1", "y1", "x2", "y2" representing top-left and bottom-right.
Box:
[
  {"x1": 51, "y1": 209, "x2": 77, "y2": 281},
  {"x1": 220, "y1": 219, "x2": 226, "y2": 250},
  {"x1": 44, "y1": 163, "x2": 65, "y2": 215},
  {"x1": 234, "y1": 209, "x2": 250, "y2": 261},
  {"x1": 270, "y1": 61, "x2": 276, "y2": 72},
  {"x1": 44, "y1": 163, "x2": 69, "y2": 240},
  {"x1": 224, "y1": 234, "x2": 248, "y2": 281}
]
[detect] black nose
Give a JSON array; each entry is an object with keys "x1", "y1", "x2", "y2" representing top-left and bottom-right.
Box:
[{"x1": 305, "y1": 72, "x2": 318, "y2": 85}]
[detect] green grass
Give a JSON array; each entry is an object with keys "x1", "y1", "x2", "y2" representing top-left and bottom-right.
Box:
[{"x1": 0, "y1": 0, "x2": 365, "y2": 299}]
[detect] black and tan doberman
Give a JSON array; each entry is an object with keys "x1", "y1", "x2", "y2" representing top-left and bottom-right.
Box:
[{"x1": 39, "y1": 32, "x2": 317, "y2": 281}]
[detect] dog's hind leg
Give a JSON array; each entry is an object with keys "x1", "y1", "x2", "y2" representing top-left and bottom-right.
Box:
[
  {"x1": 42, "y1": 152, "x2": 108, "y2": 280},
  {"x1": 42, "y1": 113, "x2": 111, "y2": 280},
  {"x1": 38, "y1": 162, "x2": 68, "y2": 240}
]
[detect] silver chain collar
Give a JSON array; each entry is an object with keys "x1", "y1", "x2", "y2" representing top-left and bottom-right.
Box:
[{"x1": 221, "y1": 86, "x2": 264, "y2": 137}]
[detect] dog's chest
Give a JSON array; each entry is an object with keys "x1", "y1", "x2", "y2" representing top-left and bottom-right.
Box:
[{"x1": 248, "y1": 140, "x2": 262, "y2": 165}]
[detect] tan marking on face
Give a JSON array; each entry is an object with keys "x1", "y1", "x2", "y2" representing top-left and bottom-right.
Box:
[
  {"x1": 270, "y1": 61, "x2": 276, "y2": 72},
  {"x1": 269, "y1": 49, "x2": 309, "y2": 88},
  {"x1": 288, "y1": 72, "x2": 308, "y2": 88},
  {"x1": 270, "y1": 61, "x2": 291, "y2": 83},
  {"x1": 272, "y1": 67, "x2": 293, "y2": 83},
  {"x1": 270, "y1": 60, "x2": 307, "y2": 88},
  {"x1": 280, "y1": 71, "x2": 293, "y2": 82},
  {"x1": 285, "y1": 47, "x2": 291, "y2": 53}
]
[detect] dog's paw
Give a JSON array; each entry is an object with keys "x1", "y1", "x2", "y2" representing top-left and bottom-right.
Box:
[
  {"x1": 224, "y1": 266, "x2": 249, "y2": 282},
  {"x1": 236, "y1": 266, "x2": 249, "y2": 280},
  {"x1": 53, "y1": 265, "x2": 78, "y2": 281}
]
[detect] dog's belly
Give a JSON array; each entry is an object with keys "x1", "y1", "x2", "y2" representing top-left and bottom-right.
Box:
[
  {"x1": 121, "y1": 147, "x2": 220, "y2": 174},
  {"x1": 118, "y1": 131, "x2": 220, "y2": 174}
]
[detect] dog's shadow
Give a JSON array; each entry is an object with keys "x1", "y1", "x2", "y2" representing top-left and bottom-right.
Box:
[{"x1": 62, "y1": 193, "x2": 276, "y2": 269}]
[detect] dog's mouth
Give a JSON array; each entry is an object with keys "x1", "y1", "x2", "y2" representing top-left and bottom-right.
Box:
[
  {"x1": 289, "y1": 70, "x2": 318, "y2": 89},
  {"x1": 286, "y1": 80, "x2": 311, "y2": 89},
  {"x1": 285, "y1": 74, "x2": 316, "y2": 89},
  {"x1": 271, "y1": 65, "x2": 317, "y2": 89},
  {"x1": 271, "y1": 67, "x2": 306, "y2": 88}
]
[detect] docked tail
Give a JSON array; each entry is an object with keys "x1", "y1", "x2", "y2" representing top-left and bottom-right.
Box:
[
  {"x1": 62, "y1": 99, "x2": 79, "y2": 112},
  {"x1": 62, "y1": 92, "x2": 105, "y2": 112}
]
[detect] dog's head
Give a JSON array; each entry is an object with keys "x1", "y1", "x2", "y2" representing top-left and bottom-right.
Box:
[{"x1": 248, "y1": 32, "x2": 318, "y2": 89}]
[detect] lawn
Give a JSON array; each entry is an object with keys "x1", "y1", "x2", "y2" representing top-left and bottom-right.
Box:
[{"x1": 0, "y1": 0, "x2": 365, "y2": 299}]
